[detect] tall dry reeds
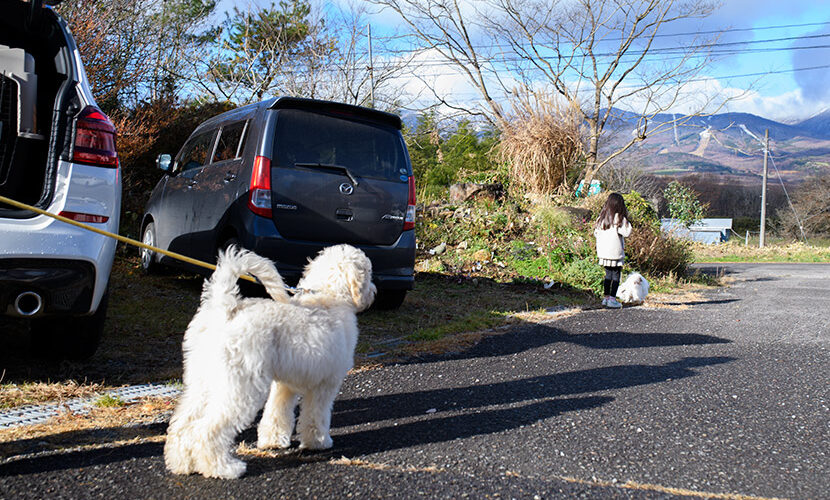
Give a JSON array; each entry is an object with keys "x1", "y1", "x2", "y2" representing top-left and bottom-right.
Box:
[{"x1": 498, "y1": 89, "x2": 583, "y2": 196}]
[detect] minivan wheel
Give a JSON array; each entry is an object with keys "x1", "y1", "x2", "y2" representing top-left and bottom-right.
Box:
[
  {"x1": 30, "y1": 291, "x2": 109, "y2": 361},
  {"x1": 140, "y1": 222, "x2": 161, "y2": 274},
  {"x1": 372, "y1": 289, "x2": 407, "y2": 310}
]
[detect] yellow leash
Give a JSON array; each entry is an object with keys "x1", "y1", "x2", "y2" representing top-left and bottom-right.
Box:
[{"x1": 0, "y1": 194, "x2": 258, "y2": 283}]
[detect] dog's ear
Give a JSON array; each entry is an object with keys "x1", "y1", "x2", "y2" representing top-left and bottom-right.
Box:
[
  {"x1": 345, "y1": 253, "x2": 375, "y2": 310},
  {"x1": 347, "y1": 264, "x2": 369, "y2": 308},
  {"x1": 349, "y1": 279, "x2": 362, "y2": 308}
]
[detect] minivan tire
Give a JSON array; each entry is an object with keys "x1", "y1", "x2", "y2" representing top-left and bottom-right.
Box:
[
  {"x1": 30, "y1": 291, "x2": 109, "y2": 361},
  {"x1": 140, "y1": 222, "x2": 162, "y2": 275},
  {"x1": 372, "y1": 289, "x2": 407, "y2": 310}
]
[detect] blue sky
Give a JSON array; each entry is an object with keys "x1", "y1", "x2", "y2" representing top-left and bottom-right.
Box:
[
  {"x1": 225, "y1": 0, "x2": 829, "y2": 122},
  {"x1": 698, "y1": 0, "x2": 830, "y2": 121},
  {"x1": 361, "y1": 0, "x2": 830, "y2": 122}
]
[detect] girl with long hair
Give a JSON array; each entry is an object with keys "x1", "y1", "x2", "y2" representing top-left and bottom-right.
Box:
[{"x1": 594, "y1": 193, "x2": 632, "y2": 308}]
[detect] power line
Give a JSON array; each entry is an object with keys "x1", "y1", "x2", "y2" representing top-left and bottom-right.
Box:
[
  {"x1": 387, "y1": 41, "x2": 830, "y2": 72},
  {"x1": 371, "y1": 32, "x2": 830, "y2": 63},
  {"x1": 394, "y1": 62, "x2": 830, "y2": 82},
  {"x1": 372, "y1": 21, "x2": 830, "y2": 55}
]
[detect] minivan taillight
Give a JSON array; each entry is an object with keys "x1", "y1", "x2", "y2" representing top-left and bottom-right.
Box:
[
  {"x1": 248, "y1": 155, "x2": 272, "y2": 218},
  {"x1": 404, "y1": 175, "x2": 416, "y2": 231},
  {"x1": 73, "y1": 106, "x2": 118, "y2": 167}
]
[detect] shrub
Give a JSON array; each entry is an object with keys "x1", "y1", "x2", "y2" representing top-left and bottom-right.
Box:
[
  {"x1": 626, "y1": 225, "x2": 692, "y2": 276},
  {"x1": 622, "y1": 191, "x2": 659, "y2": 229},
  {"x1": 664, "y1": 181, "x2": 707, "y2": 227},
  {"x1": 577, "y1": 190, "x2": 657, "y2": 228},
  {"x1": 578, "y1": 191, "x2": 610, "y2": 220}
]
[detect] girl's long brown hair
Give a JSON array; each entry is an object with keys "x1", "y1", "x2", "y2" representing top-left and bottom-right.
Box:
[{"x1": 596, "y1": 192, "x2": 629, "y2": 230}]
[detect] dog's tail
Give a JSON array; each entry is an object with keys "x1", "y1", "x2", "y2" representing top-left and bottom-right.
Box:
[{"x1": 202, "y1": 246, "x2": 291, "y2": 313}]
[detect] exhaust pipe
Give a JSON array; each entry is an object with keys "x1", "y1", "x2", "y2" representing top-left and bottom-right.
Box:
[{"x1": 14, "y1": 291, "x2": 43, "y2": 316}]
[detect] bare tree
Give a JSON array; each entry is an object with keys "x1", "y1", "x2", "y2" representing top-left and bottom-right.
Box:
[
  {"x1": 369, "y1": 0, "x2": 509, "y2": 124},
  {"x1": 58, "y1": 0, "x2": 217, "y2": 108},
  {"x1": 373, "y1": 0, "x2": 730, "y2": 187},
  {"x1": 281, "y1": 1, "x2": 415, "y2": 109},
  {"x1": 196, "y1": 1, "x2": 411, "y2": 109},
  {"x1": 776, "y1": 175, "x2": 830, "y2": 239},
  {"x1": 318, "y1": 1, "x2": 415, "y2": 109}
]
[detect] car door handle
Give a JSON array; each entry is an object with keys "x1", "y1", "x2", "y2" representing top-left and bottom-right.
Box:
[{"x1": 223, "y1": 172, "x2": 237, "y2": 182}]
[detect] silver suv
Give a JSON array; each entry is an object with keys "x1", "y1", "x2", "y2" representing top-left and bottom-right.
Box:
[{"x1": 0, "y1": 0, "x2": 121, "y2": 359}]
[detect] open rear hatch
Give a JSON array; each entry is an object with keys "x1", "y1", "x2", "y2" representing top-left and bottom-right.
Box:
[
  {"x1": 267, "y1": 103, "x2": 411, "y2": 246},
  {"x1": 0, "y1": 0, "x2": 72, "y2": 213}
]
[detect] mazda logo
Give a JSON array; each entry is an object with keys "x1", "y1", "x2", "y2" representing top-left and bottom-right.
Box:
[{"x1": 339, "y1": 183, "x2": 354, "y2": 195}]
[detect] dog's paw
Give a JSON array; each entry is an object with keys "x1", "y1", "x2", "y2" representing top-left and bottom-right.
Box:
[
  {"x1": 299, "y1": 434, "x2": 333, "y2": 451},
  {"x1": 257, "y1": 433, "x2": 292, "y2": 450},
  {"x1": 205, "y1": 458, "x2": 247, "y2": 479},
  {"x1": 164, "y1": 457, "x2": 194, "y2": 476}
]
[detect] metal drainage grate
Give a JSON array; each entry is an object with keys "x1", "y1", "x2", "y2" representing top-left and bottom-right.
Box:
[{"x1": 0, "y1": 383, "x2": 181, "y2": 429}]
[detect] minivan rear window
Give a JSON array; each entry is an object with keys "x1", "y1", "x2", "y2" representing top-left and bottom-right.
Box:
[{"x1": 273, "y1": 109, "x2": 408, "y2": 181}]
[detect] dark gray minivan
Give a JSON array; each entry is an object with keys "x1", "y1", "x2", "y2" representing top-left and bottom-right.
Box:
[{"x1": 140, "y1": 97, "x2": 415, "y2": 309}]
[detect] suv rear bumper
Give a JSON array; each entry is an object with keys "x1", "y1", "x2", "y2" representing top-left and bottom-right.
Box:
[
  {"x1": 0, "y1": 259, "x2": 96, "y2": 317},
  {"x1": 241, "y1": 213, "x2": 415, "y2": 290},
  {"x1": 0, "y1": 161, "x2": 120, "y2": 315}
]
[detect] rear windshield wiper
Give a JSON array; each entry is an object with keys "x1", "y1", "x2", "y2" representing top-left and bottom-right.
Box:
[{"x1": 295, "y1": 162, "x2": 359, "y2": 187}]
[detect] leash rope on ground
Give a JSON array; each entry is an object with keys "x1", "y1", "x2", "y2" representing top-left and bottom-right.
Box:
[{"x1": 0, "y1": 194, "x2": 258, "y2": 284}]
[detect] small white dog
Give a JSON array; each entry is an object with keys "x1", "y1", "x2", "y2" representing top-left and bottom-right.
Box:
[
  {"x1": 616, "y1": 272, "x2": 649, "y2": 305},
  {"x1": 164, "y1": 244, "x2": 376, "y2": 479}
]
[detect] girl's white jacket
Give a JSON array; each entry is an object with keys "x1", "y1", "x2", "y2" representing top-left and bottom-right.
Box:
[{"x1": 594, "y1": 214, "x2": 632, "y2": 264}]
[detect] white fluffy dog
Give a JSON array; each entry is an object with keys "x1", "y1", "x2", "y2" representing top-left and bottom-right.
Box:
[
  {"x1": 616, "y1": 272, "x2": 649, "y2": 305},
  {"x1": 164, "y1": 244, "x2": 376, "y2": 479}
]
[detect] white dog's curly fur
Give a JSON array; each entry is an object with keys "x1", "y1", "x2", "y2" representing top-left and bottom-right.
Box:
[
  {"x1": 616, "y1": 272, "x2": 649, "y2": 305},
  {"x1": 164, "y1": 244, "x2": 376, "y2": 479}
]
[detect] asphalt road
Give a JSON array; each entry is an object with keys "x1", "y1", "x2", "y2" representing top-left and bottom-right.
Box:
[{"x1": 1, "y1": 263, "x2": 828, "y2": 499}]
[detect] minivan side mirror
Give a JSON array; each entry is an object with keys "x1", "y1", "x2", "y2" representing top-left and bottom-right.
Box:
[{"x1": 156, "y1": 154, "x2": 173, "y2": 173}]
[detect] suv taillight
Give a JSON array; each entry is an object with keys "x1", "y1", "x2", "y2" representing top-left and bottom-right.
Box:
[
  {"x1": 73, "y1": 106, "x2": 118, "y2": 168},
  {"x1": 248, "y1": 155, "x2": 272, "y2": 218},
  {"x1": 404, "y1": 175, "x2": 416, "y2": 231}
]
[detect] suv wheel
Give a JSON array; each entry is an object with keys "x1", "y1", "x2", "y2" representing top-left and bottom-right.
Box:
[
  {"x1": 372, "y1": 289, "x2": 407, "y2": 310},
  {"x1": 30, "y1": 291, "x2": 109, "y2": 361},
  {"x1": 140, "y1": 222, "x2": 161, "y2": 274}
]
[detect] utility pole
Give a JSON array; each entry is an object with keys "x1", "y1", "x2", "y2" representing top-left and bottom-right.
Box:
[
  {"x1": 368, "y1": 23, "x2": 375, "y2": 109},
  {"x1": 760, "y1": 129, "x2": 769, "y2": 248}
]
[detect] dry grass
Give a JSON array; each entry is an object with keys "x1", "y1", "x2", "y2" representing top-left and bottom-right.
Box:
[
  {"x1": 0, "y1": 396, "x2": 173, "y2": 460},
  {"x1": 693, "y1": 240, "x2": 830, "y2": 263},
  {"x1": 499, "y1": 89, "x2": 583, "y2": 195},
  {"x1": 0, "y1": 381, "x2": 104, "y2": 409}
]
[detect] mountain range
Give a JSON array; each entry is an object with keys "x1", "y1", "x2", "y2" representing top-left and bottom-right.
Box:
[{"x1": 602, "y1": 108, "x2": 830, "y2": 183}]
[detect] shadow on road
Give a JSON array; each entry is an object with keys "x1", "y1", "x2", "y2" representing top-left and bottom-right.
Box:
[
  {"x1": 332, "y1": 356, "x2": 735, "y2": 430},
  {"x1": 405, "y1": 323, "x2": 733, "y2": 365},
  {"x1": 0, "y1": 353, "x2": 735, "y2": 479},
  {"x1": 655, "y1": 298, "x2": 740, "y2": 307}
]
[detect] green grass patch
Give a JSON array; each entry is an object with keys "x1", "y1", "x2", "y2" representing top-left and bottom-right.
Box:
[
  {"x1": 407, "y1": 310, "x2": 508, "y2": 341},
  {"x1": 94, "y1": 394, "x2": 126, "y2": 408},
  {"x1": 357, "y1": 272, "x2": 587, "y2": 354}
]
